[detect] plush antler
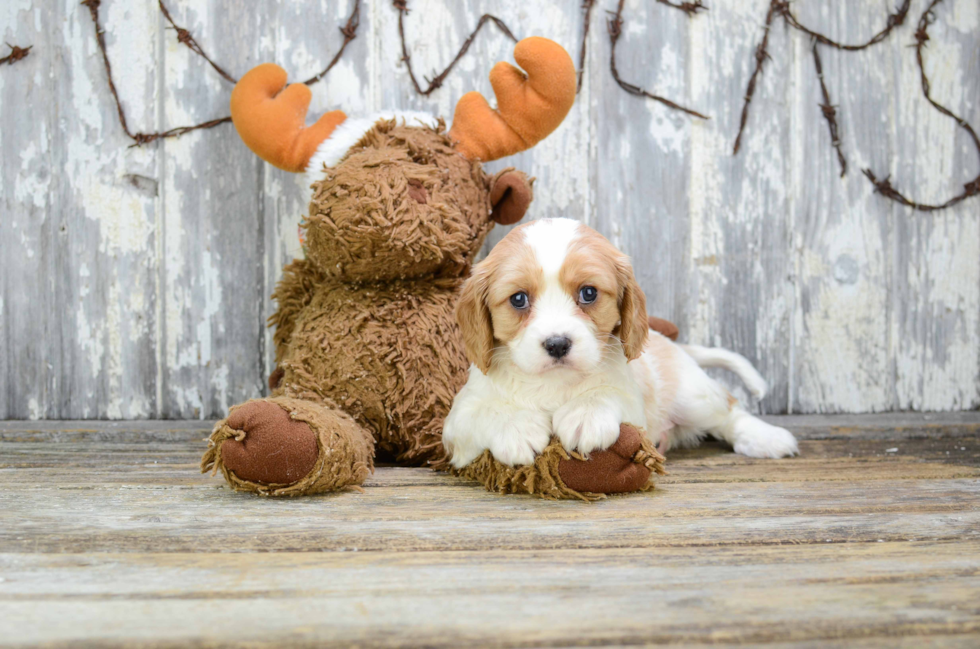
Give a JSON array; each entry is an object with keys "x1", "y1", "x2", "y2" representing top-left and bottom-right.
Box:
[
  {"x1": 230, "y1": 64, "x2": 347, "y2": 173},
  {"x1": 449, "y1": 37, "x2": 576, "y2": 162}
]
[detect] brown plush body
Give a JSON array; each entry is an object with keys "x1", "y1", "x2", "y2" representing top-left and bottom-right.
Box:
[{"x1": 203, "y1": 122, "x2": 493, "y2": 493}]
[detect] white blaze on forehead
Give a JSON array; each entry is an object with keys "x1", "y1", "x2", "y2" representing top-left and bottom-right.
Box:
[{"x1": 522, "y1": 218, "x2": 581, "y2": 277}]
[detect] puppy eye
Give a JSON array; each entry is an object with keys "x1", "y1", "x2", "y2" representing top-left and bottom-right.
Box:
[
  {"x1": 509, "y1": 292, "x2": 529, "y2": 309},
  {"x1": 578, "y1": 286, "x2": 598, "y2": 305}
]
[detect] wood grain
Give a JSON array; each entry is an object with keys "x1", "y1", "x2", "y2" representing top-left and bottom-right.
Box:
[
  {"x1": 2, "y1": 541, "x2": 979, "y2": 647},
  {"x1": 1, "y1": 418, "x2": 980, "y2": 646},
  {"x1": 0, "y1": 1, "x2": 978, "y2": 418}
]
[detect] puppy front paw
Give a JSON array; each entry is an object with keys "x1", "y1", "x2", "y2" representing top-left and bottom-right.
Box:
[
  {"x1": 553, "y1": 400, "x2": 622, "y2": 456},
  {"x1": 488, "y1": 416, "x2": 552, "y2": 467}
]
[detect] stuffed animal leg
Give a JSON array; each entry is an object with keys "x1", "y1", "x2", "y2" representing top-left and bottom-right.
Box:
[
  {"x1": 201, "y1": 397, "x2": 374, "y2": 496},
  {"x1": 453, "y1": 423, "x2": 666, "y2": 501}
]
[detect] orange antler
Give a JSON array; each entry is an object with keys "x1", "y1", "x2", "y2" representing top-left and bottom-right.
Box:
[
  {"x1": 229, "y1": 64, "x2": 347, "y2": 173},
  {"x1": 449, "y1": 37, "x2": 576, "y2": 162}
]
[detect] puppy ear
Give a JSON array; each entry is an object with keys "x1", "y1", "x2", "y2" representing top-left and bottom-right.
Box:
[
  {"x1": 455, "y1": 266, "x2": 495, "y2": 373},
  {"x1": 616, "y1": 257, "x2": 649, "y2": 361},
  {"x1": 489, "y1": 168, "x2": 534, "y2": 225}
]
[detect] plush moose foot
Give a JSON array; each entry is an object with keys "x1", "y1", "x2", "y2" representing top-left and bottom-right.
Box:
[
  {"x1": 202, "y1": 397, "x2": 375, "y2": 496},
  {"x1": 452, "y1": 423, "x2": 665, "y2": 501},
  {"x1": 557, "y1": 423, "x2": 664, "y2": 494}
]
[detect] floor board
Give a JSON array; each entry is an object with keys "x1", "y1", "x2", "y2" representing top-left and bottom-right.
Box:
[{"x1": 1, "y1": 415, "x2": 978, "y2": 647}]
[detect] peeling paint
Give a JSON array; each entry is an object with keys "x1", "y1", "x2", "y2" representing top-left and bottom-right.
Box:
[{"x1": 1, "y1": 0, "x2": 978, "y2": 419}]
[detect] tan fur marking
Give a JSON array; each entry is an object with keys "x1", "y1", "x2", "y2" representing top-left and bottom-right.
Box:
[
  {"x1": 457, "y1": 223, "x2": 545, "y2": 371},
  {"x1": 559, "y1": 225, "x2": 647, "y2": 360},
  {"x1": 559, "y1": 228, "x2": 622, "y2": 338},
  {"x1": 641, "y1": 333, "x2": 680, "y2": 413}
]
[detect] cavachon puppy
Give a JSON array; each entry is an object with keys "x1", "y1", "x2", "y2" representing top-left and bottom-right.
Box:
[{"x1": 443, "y1": 218, "x2": 799, "y2": 468}]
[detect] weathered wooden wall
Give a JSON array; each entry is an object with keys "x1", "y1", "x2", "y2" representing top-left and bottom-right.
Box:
[{"x1": 1, "y1": 0, "x2": 977, "y2": 419}]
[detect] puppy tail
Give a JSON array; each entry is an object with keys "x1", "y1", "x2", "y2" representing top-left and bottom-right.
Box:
[{"x1": 679, "y1": 345, "x2": 768, "y2": 399}]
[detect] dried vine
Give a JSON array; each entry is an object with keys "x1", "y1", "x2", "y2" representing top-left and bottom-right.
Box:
[
  {"x1": 84, "y1": 0, "x2": 360, "y2": 146},
  {"x1": 811, "y1": 40, "x2": 846, "y2": 177},
  {"x1": 394, "y1": 0, "x2": 516, "y2": 97},
  {"x1": 607, "y1": 0, "x2": 708, "y2": 119},
  {"x1": 735, "y1": 1, "x2": 911, "y2": 155},
  {"x1": 863, "y1": 0, "x2": 980, "y2": 211},
  {"x1": 1, "y1": 43, "x2": 32, "y2": 66},
  {"x1": 157, "y1": 0, "x2": 236, "y2": 84},
  {"x1": 654, "y1": 0, "x2": 706, "y2": 15},
  {"x1": 577, "y1": 0, "x2": 597, "y2": 92},
  {"x1": 732, "y1": 0, "x2": 784, "y2": 155},
  {"x1": 77, "y1": 0, "x2": 979, "y2": 212},
  {"x1": 782, "y1": 0, "x2": 911, "y2": 51}
]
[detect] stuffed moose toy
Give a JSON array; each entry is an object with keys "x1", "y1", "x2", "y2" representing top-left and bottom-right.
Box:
[{"x1": 201, "y1": 37, "x2": 666, "y2": 499}]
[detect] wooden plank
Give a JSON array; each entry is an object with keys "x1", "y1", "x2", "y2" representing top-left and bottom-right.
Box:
[
  {"x1": 593, "y1": 0, "x2": 694, "y2": 339},
  {"x1": 3, "y1": 447, "x2": 979, "y2": 488},
  {"x1": 891, "y1": 3, "x2": 980, "y2": 411},
  {"x1": 0, "y1": 0, "x2": 162, "y2": 418},
  {"x1": 1, "y1": 475, "x2": 977, "y2": 553},
  {"x1": 4, "y1": 412, "x2": 979, "y2": 442},
  {"x1": 791, "y1": 1, "x2": 896, "y2": 413},
  {"x1": 770, "y1": 412, "x2": 980, "y2": 440},
  {"x1": 157, "y1": 0, "x2": 267, "y2": 418},
  {"x1": 0, "y1": 418, "x2": 978, "y2": 646},
  {"x1": 2, "y1": 0, "x2": 980, "y2": 417},
  {"x1": 1, "y1": 541, "x2": 978, "y2": 646},
  {"x1": 686, "y1": 0, "x2": 794, "y2": 413}
]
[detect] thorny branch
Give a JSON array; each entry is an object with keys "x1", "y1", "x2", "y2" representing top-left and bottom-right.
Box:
[
  {"x1": 577, "y1": 0, "x2": 597, "y2": 92},
  {"x1": 84, "y1": 0, "x2": 360, "y2": 146},
  {"x1": 735, "y1": 0, "x2": 909, "y2": 155},
  {"x1": 863, "y1": 0, "x2": 980, "y2": 211},
  {"x1": 300, "y1": 1, "x2": 361, "y2": 86},
  {"x1": 394, "y1": 0, "x2": 516, "y2": 97},
  {"x1": 733, "y1": 0, "x2": 975, "y2": 211},
  {"x1": 782, "y1": 0, "x2": 911, "y2": 51},
  {"x1": 607, "y1": 0, "x2": 708, "y2": 119},
  {"x1": 158, "y1": 0, "x2": 235, "y2": 84},
  {"x1": 811, "y1": 40, "x2": 846, "y2": 177},
  {"x1": 654, "y1": 0, "x2": 706, "y2": 16},
  {"x1": 1, "y1": 43, "x2": 31, "y2": 66},
  {"x1": 77, "y1": 0, "x2": 980, "y2": 213},
  {"x1": 732, "y1": 0, "x2": 784, "y2": 155}
]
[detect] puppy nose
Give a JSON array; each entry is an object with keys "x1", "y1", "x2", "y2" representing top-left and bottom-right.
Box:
[{"x1": 543, "y1": 336, "x2": 572, "y2": 359}]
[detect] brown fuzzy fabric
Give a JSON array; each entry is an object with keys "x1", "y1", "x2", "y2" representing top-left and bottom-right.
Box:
[
  {"x1": 273, "y1": 277, "x2": 469, "y2": 465},
  {"x1": 219, "y1": 400, "x2": 320, "y2": 484},
  {"x1": 648, "y1": 316, "x2": 679, "y2": 341},
  {"x1": 202, "y1": 397, "x2": 374, "y2": 497},
  {"x1": 269, "y1": 258, "x2": 326, "y2": 365},
  {"x1": 304, "y1": 120, "x2": 494, "y2": 283},
  {"x1": 453, "y1": 431, "x2": 666, "y2": 502},
  {"x1": 558, "y1": 423, "x2": 665, "y2": 494},
  {"x1": 204, "y1": 120, "x2": 498, "y2": 495}
]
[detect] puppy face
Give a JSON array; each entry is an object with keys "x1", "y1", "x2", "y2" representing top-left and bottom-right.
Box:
[{"x1": 456, "y1": 218, "x2": 648, "y2": 374}]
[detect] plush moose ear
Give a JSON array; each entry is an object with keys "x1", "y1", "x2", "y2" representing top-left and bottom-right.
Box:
[
  {"x1": 647, "y1": 316, "x2": 679, "y2": 341},
  {"x1": 230, "y1": 63, "x2": 347, "y2": 173},
  {"x1": 449, "y1": 37, "x2": 576, "y2": 161},
  {"x1": 616, "y1": 257, "x2": 649, "y2": 361},
  {"x1": 489, "y1": 168, "x2": 534, "y2": 225},
  {"x1": 455, "y1": 267, "x2": 495, "y2": 373}
]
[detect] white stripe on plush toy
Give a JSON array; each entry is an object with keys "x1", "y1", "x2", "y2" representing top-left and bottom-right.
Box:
[{"x1": 303, "y1": 110, "x2": 439, "y2": 189}]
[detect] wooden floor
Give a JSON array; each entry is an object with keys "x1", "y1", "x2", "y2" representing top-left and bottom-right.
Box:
[{"x1": 1, "y1": 414, "x2": 979, "y2": 647}]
